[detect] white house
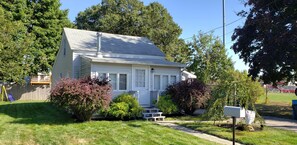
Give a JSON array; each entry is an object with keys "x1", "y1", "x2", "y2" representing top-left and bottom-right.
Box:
[{"x1": 52, "y1": 28, "x2": 187, "y2": 107}]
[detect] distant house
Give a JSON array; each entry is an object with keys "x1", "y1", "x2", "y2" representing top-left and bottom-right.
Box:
[{"x1": 52, "y1": 28, "x2": 195, "y2": 107}]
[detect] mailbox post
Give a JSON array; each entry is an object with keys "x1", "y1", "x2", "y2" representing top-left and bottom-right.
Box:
[{"x1": 224, "y1": 106, "x2": 245, "y2": 145}]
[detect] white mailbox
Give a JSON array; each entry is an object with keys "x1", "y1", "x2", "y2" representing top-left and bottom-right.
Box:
[{"x1": 224, "y1": 106, "x2": 245, "y2": 118}]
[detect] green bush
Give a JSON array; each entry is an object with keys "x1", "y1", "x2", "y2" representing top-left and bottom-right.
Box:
[
  {"x1": 108, "y1": 93, "x2": 143, "y2": 120},
  {"x1": 156, "y1": 95, "x2": 178, "y2": 115}
]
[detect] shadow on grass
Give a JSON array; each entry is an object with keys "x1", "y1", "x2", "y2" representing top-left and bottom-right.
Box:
[
  {"x1": 255, "y1": 103, "x2": 292, "y2": 119},
  {"x1": 0, "y1": 102, "x2": 74, "y2": 125}
]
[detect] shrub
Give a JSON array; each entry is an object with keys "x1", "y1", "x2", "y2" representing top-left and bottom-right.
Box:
[
  {"x1": 166, "y1": 79, "x2": 210, "y2": 115},
  {"x1": 156, "y1": 95, "x2": 178, "y2": 115},
  {"x1": 50, "y1": 77, "x2": 112, "y2": 121},
  {"x1": 108, "y1": 93, "x2": 143, "y2": 120}
]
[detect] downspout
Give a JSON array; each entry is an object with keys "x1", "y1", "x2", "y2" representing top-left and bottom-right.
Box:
[{"x1": 96, "y1": 32, "x2": 102, "y2": 57}]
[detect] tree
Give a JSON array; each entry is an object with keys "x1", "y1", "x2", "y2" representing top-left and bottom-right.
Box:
[
  {"x1": 0, "y1": 0, "x2": 72, "y2": 74},
  {"x1": 188, "y1": 32, "x2": 233, "y2": 84},
  {"x1": 231, "y1": 0, "x2": 297, "y2": 84},
  {"x1": 75, "y1": 0, "x2": 191, "y2": 63},
  {"x1": 204, "y1": 70, "x2": 264, "y2": 123},
  {"x1": 0, "y1": 6, "x2": 33, "y2": 82}
]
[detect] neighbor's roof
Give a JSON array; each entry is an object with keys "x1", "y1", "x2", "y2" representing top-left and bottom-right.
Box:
[
  {"x1": 82, "y1": 56, "x2": 186, "y2": 67},
  {"x1": 63, "y1": 28, "x2": 165, "y2": 57}
]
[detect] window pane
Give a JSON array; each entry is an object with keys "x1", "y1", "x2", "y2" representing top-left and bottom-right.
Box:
[
  {"x1": 170, "y1": 76, "x2": 177, "y2": 84},
  {"x1": 109, "y1": 74, "x2": 117, "y2": 90},
  {"x1": 162, "y1": 75, "x2": 168, "y2": 90},
  {"x1": 119, "y1": 74, "x2": 127, "y2": 90},
  {"x1": 154, "y1": 75, "x2": 160, "y2": 90},
  {"x1": 98, "y1": 73, "x2": 107, "y2": 80},
  {"x1": 135, "y1": 69, "x2": 145, "y2": 87}
]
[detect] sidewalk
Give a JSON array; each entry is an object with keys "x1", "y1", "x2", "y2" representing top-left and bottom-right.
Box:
[
  {"x1": 263, "y1": 116, "x2": 297, "y2": 132},
  {"x1": 156, "y1": 122, "x2": 242, "y2": 145}
]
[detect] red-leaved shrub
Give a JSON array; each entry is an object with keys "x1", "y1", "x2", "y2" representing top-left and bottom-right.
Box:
[
  {"x1": 50, "y1": 77, "x2": 112, "y2": 121},
  {"x1": 166, "y1": 79, "x2": 210, "y2": 115}
]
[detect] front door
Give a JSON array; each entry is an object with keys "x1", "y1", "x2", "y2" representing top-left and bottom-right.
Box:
[{"x1": 132, "y1": 66, "x2": 150, "y2": 107}]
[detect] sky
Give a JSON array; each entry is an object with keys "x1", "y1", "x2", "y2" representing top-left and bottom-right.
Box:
[{"x1": 60, "y1": 0, "x2": 249, "y2": 71}]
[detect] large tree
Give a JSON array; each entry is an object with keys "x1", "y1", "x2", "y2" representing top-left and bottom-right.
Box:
[
  {"x1": 0, "y1": 0, "x2": 72, "y2": 74},
  {"x1": 75, "y1": 0, "x2": 191, "y2": 63},
  {"x1": 188, "y1": 32, "x2": 233, "y2": 84},
  {"x1": 232, "y1": 0, "x2": 297, "y2": 84},
  {"x1": 0, "y1": 6, "x2": 33, "y2": 82}
]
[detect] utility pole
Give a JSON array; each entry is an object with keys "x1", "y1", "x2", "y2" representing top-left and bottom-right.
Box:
[{"x1": 222, "y1": 0, "x2": 226, "y2": 47}]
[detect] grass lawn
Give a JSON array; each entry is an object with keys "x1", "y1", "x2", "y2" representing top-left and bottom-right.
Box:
[
  {"x1": 180, "y1": 122, "x2": 297, "y2": 145},
  {"x1": 256, "y1": 93, "x2": 295, "y2": 119},
  {"x1": 166, "y1": 115, "x2": 202, "y2": 121},
  {"x1": 0, "y1": 101, "x2": 215, "y2": 145}
]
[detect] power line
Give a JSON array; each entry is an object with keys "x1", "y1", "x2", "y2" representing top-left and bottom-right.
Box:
[{"x1": 182, "y1": 0, "x2": 278, "y2": 41}]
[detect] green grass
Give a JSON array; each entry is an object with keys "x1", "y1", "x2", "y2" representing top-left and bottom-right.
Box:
[
  {"x1": 180, "y1": 122, "x2": 297, "y2": 145},
  {"x1": 166, "y1": 115, "x2": 202, "y2": 121},
  {"x1": 257, "y1": 93, "x2": 296, "y2": 105},
  {"x1": 0, "y1": 101, "x2": 215, "y2": 145},
  {"x1": 256, "y1": 93, "x2": 295, "y2": 119}
]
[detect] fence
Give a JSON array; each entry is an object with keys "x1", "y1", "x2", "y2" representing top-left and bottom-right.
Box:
[{"x1": 6, "y1": 84, "x2": 50, "y2": 101}]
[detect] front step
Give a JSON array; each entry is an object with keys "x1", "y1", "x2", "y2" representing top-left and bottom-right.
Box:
[{"x1": 142, "y1": 107, "x2": 165, "y2": 121}]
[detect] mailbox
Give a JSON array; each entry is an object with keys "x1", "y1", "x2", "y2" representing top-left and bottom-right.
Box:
[{"x1": 224, "y1": 106, "x2": 245, "y2": 118}]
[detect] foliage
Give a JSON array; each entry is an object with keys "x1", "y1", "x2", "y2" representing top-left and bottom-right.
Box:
[
  {"x1": 107, "y1": 93, "x2": 143, "y2": 120},
  {"x1": 156, "y1": 95, "x2": 178, "y2": 115},
  {"x1": 0, "y1": 0, "x2": 73, "y2": 74},
  {"x1": 75, "y1": 0, "x2": 191, "y2": 64},
  {"x1": 188, "y1": 32, "x2": 233, "y2": 84},
  {"x1": 50, "y1": 77, "x2": 112, "y2": 121},
  {"x1": 204, "y1": 70, "x2": 264, "y2": 122},
  {"x1": 232, "y1": 0, "x2": 297, "y2": 84},
  {"x1": 166, "y1": 79, "x2": 210, "y2": 115},
  {"x1": 0, "y1": 6, "x2": 34, "y2": 82}
]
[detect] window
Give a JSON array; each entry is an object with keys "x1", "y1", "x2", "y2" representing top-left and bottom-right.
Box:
[
  {"x1": 119, "y1": 74, "x2": 127, "y2": 90},
  {"x1": 98, "y1": 73, "x2": 107, "y2": 80},
  {"x1": 170, "y1": 76, "x2": 177, "y2": 85},
  {"x1": 109, "y1": 73, "x2": 117, "y2": 90},
  {"x1": 154, "y1": 75, "x2": 160, "y2": 90},
  {"x1": 135, "y1": 69, "x2": 145, "y2": 87},
  {"x1": 162, "y1": 75, "x2": 169, "y2": 90}
]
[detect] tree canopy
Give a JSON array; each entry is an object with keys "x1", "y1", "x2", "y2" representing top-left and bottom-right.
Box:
[
  {"x1": 231, "y1": 0, "x2": 297, "y2": 84},
  {"x1": 0, "y1": 0, "x2": 72, "y2": 74},
  {"x1": 188, "y1": 32, "x2": 233, "y2": 84},
  {"x1": 0, "y1": 6, "x2": 33, "y2": 82},
  {"x1": 75, "y1": 0, "x2": 191, "y2": 63}
]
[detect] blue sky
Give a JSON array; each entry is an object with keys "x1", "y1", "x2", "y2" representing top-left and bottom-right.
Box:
[{"x1": 60, "y1": 0, "x2": 249, "y2": 71}]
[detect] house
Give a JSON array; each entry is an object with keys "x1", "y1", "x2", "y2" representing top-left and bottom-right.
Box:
[{"x1": 52, "y1": 28, "x2": 188, "y2": 107}]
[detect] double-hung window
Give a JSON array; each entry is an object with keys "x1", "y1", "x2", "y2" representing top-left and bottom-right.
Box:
[{"x1": 96, "y1": 72, "x2": 128, "y2": 91}]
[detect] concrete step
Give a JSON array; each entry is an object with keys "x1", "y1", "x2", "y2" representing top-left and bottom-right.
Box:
[
  {"x1": 142, "y1": 108, "x2": 160, "y2": 113},
  {"x1": 144, "y1": 116, "x2": 166, "y2": 121},
  {"x1": 142, "y1": 112, "x2": 163, "y2": 117}
]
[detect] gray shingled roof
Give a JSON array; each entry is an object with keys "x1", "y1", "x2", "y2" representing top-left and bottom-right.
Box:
[
  {"x1": 63, "y1": 28, "x2": 165, "y2": 57},
  {"x1": 82, "y1": 56, "x2": 186, "y2": 67}
]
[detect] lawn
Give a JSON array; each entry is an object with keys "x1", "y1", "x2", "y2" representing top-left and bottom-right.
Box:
[
  {"x1": 256, "y1": 93, "x2": 295, "y2": 119},
  {"x1": 0, "y1": 101, "x2": 215, "y2": 145},
  {"x1": 180, "y1": 122, "x2": 297, "y2": 145}
]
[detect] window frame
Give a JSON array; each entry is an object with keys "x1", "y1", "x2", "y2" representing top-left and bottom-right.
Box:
[
  {"x1": 153, "y1": 74, "x2": 178, "y2": 91},
  {"x1": 95, "y1": 72, "x2": 128, "y2": 91}
]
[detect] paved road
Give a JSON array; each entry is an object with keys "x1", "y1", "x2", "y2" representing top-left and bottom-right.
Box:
[{"x1": 263, "y1": 116, "x2": 297, "y2": 132}]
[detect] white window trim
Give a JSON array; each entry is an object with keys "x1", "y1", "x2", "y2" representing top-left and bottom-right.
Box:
[
  {"x1": 95, "y1": 72, "x2": 129, "y2": 91},
  {"x1": 153, "y1": 74, "x2": 178, "y2": 91}
]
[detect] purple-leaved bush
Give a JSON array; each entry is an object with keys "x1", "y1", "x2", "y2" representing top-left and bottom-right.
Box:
[{"x1": 50, "y1": 77, "x2": 112, "y2": 121}]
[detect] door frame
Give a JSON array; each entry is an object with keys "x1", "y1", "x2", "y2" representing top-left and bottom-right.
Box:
[{"x1": 132, "y1": 65, "x2": 150, "y2": 107}]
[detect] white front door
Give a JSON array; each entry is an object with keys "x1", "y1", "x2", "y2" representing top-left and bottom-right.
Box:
[{"x1": 132, "y1": 66, "x2": 150, "y2": 107}]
